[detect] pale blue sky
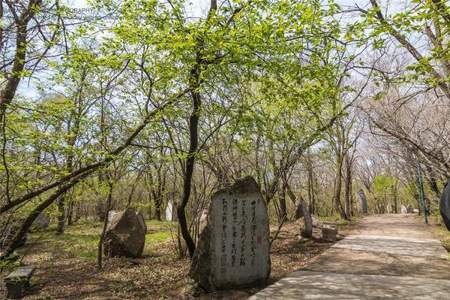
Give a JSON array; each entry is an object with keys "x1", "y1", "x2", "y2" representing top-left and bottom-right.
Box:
[{"x1": 66, "y1": 0, "x2": 372, "y2": 18}]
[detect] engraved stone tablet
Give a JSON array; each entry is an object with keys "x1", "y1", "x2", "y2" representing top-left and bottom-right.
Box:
[{"x1": 189, "y1": 176, "x2": 270, "y2": 291}]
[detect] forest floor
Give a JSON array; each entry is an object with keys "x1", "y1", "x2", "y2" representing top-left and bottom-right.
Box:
[{"x1": 0, "y1": 217, "x2": 354, "y2": 299}]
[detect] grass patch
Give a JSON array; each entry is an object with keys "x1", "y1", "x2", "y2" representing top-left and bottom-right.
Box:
[{"x1": 28, "y1": 220, "x2": 174, "y2": 262}]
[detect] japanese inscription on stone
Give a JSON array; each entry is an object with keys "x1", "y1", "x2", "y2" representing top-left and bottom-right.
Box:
[{"x1": 190, "y1": 176, "x2": 270, "y2": 291}]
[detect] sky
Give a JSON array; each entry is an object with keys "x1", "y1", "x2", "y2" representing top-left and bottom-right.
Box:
[{"x1": 66, "y1": 0, "x2": 372, "y2": 17}]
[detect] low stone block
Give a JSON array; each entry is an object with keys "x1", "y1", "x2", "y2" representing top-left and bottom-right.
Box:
[
  {"x1": 4, "y1": 266, "x2": 35, "y2": 299},
  {"x1": 322, "y1": 223, "x2": 337, "y2": 242}
]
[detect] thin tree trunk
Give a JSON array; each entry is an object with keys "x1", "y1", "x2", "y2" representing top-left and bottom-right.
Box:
[
  {"x1": 344, "y1": 154, "x2": 352, "y2": 220},
  {"x1": 177, "y1": 60, "x2": 201, "y2": 258},
  {"x1": 97, "y1": 181, "x2": 113, "y2": 270},
  {"x1": 56, "y1": 196, "x2": 66, "y2": 234},
  {"x1": 279, "y1": 182, "x2": 287, "y2": 222},
  {"x1": 334, "y1": 155, "x2": 347, "y2": 219}
]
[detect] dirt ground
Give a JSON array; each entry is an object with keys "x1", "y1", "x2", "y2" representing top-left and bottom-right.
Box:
[{"x1": 0, "y1": 218, "x2": 354, "y2": 300}]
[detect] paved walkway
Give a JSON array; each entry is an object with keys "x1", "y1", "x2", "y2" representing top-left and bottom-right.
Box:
[{"x1": 249, "y1": 214, "x2": 450, "y2": 299}]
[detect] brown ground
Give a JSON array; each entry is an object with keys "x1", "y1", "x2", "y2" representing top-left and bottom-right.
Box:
[{"x1": 0, "y1": 219, "x2": 351, "y2": 300}]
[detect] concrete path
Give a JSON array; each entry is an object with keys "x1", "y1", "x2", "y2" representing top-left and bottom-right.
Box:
[{"x1": 249, "y1": 214, "x2": 450, "y2": 299}]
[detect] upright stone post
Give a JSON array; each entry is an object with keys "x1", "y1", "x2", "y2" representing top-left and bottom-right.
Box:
[
  {"x1": 165, "y1": 201, "x2": 173, "y2": 221},
  {"x1": 440, "y1": 179, "x2": 450, "y2": 231},
  {"x1": 190, "y1": 176, "x2": 271, "y2": 291},
  {"x1": 357, "y1": 189, "x2": 368, "y2": 214}
]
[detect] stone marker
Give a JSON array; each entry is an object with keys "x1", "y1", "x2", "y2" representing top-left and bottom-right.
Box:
[
  {"x1": 103, "y1": 208, "x2": 146, "y2": 258},
  {"x1": 33, "y1": 212, "x2": 49, "y2": 230},
  {"x1": 107, "y1": 210, "x2": 118, "y2": 223},
  {"x1": 4, "y1": 266, "x2": 35, "y2": 299},
  {"x1": 321, "y1": 223, "x2": 337, "y2": 242},
  {"x1": 440, "y1": 179, "x2": 450, "y2": 231},
  {"x1": 401, "y1": 205, "x2": 407, "y2": 214},
  {"x1": 357, "y1": 189, "x2": 368, "y2": 214},
  {"x1": 190, "y1": 176, "x2": 270, "y2": 291},
  {"x1": 406, "y1": 205, "x2": 414, "y2": 213},
  {"x1": 198, "y1": 209, "x2": 208, "y2": 234},
  {"x1": 165, "y1": 201, "x2": 173, "y2": 221}
]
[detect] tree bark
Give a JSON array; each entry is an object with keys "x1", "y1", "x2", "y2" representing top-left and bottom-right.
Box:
[
  {"x1": 97, "y1": 181, "x2": 113, "y2": 270},
  {"x1": 177, "y1": 60, "x2": 201, "y2": 258}
]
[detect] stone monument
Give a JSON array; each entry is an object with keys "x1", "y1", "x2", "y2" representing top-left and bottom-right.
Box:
[
  {"x1": 357, "y1": 189, "x2": 368, "y2": 214},
  {"x1": 165, "y1": 201, "x2": 173, "y2": 221},
  {"x1": 321, "y1": 223, "x2": 337, "y2": 242},
  {"x1": 107, "y1": 210, "x2": 118, "y2": 223},
  {"x1": 406, "y1": 205, "x2": 414, "y2": 213},
  {"x1": 103, "y1": 208, "x2": 146, "y2": 258},
  {"x1": 33, "y1": 212, "x2": 50, "y2": 230},
  {"x1": 440, "y1": 179, "x2": 450, "y2": 230},
  {"x1": 190, "y1": 176, "x2": 270, "y2": 291},
  {"x1": 401, "y1": 205, "x2": 407, "y2": 214}
]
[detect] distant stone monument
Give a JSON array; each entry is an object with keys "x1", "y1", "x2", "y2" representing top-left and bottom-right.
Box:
[
  {"x1": 103, "y1": 208, "x2": 146, "y2": 258},
  {"x1": 107, "y1": 210, "x2": 118, "y2": 223},
  {"x1": 321, "y1": 223, "x2": 337, "y2": 242},
  {"x1": 190, "y1": 176, "x2": 270, "y2": 291},
  {"x1": 401, "y1": 205, "x2": 407, "y2": 214},
  {"x1": 357, "y1": 189, "x2": 368, "y2": 214},
  {"x1": 406, "y1": 205, "x2": 414, "y2": 213},
  {"x1": 198, "y1": 209, "x2": 208, "y2": 234},
  {"x1": 33, "y1": 212, "x2": 50, "y2": 230},
  {"x1": 165, "y1": 201, "x2": 174, "y2": 221},
  {"x1": 440, "y1": 179, "x2": 450, "y2": 231}
]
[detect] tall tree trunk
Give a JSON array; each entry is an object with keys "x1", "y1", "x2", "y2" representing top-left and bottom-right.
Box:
[
  {"x1": 344, "y1": 154, "x2": 352, "y2": 220},
  {"x1": 67, "y1": 199, "x2": 74, "y2": 226},
  {"x1": 97, "y1": 181, "x2": 113, "y2": 270},
  {"x1": 56, "y1": 196, "x2": 66, "y2": 234},
  {"x1": 177, "y1": 60, "x2": 201, "y2": 258},
  {"x1": 334, "y1": 155, "x2": 347, "y2": 219},
  {"x1": 279, "y1": 182, "x2": 287, "y2": 222},
  {"x1": 307, "y1": 158, "x2": 316, "y2": 215}
]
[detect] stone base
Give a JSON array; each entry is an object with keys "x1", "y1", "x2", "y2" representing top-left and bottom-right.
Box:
[
  {"x1": 4, "y1": 266, "x2": 35, "y2": 299},
  {"x1": 5, "y1": 280, "x2": 29, "y2": 299},
  {"x1": 322, "y1": 224, "x2": 337, "y2": 242}
]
